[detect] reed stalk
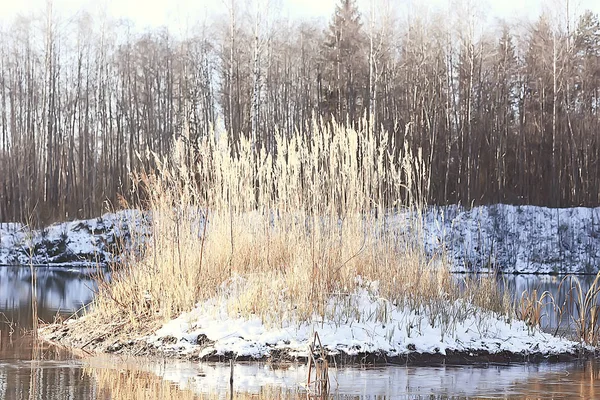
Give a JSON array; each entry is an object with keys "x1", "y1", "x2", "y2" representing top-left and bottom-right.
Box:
[{"x1": 83, "y1": 120, "x2": 508, "y2": 336}]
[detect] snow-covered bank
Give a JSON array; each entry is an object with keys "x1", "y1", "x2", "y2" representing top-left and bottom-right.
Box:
[
  {"x1": 0, "y1": 210, "x2": 143, "y2": 266},
  {"x1": 422, "y1": 204, "x2": 600, "y2": 274},
  {"x1": 136, "y1": 285, "x2": 586, "y2": 363},
  {"x1": 41, "y1": 281, "x2": 592, "y2": 365},
  {"x1": 4, "y1": 204, "x2": 599, "y2": 273}
]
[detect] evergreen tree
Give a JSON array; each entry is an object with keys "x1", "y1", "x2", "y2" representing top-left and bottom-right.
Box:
[{"x1": 320, "y1": 0, "x2": 367, "y2": 126}]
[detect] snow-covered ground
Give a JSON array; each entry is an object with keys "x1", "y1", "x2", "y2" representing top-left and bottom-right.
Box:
[
  {"x1": 144, "y1": 281, "x2": 586, "y2": 362},
  {"x1": 3, "y1": 204, "x2": 598, "y2": 273},
  {"x1": 422, "y1": 205, "x2": 600, "y2": 274},
  {"x1": 0, "y1": 210, "x2": 143, "y2": 266}
]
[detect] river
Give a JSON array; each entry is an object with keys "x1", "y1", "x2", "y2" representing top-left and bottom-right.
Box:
[{"x1": 0, "y1": 266, "x2": 599, "y2": 399}]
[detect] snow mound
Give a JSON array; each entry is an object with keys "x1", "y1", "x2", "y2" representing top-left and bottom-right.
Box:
[{"x1": 146, "y1": 286, "x2": 584, "y2": 361}]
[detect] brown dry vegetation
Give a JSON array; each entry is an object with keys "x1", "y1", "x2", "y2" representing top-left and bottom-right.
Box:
[
  {"x1": 511, "y1": 271, "x2": 600, "y2": 346},
  {"x1": 79, "y1": 121, "x2": 509, "y2": 339},
  {"x1": 557, "y1": 273, "x2": 600, "y2": 346}
]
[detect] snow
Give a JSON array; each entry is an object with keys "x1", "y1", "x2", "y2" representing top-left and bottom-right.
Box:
[
  {"x1": 419, "y1": 204, "x2": 600, "y2": 274},
  {"x1": 146, "y1": 282, "x2": 586, "y2": 362},
  {"x1": 2, "y1": 204, "x2": 600, "y2": 273},
  {"x1": 0, "y1": 210, "x2": 144, "y2": 266}
]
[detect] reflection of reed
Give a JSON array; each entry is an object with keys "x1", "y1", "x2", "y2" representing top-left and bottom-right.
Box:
[
  {"x1": 86, "y1": 361, "x2": 308, "y2": 400},
  {"x1": 28, "y1": 339, "x2": 40, "y2": 400},
  {"x1": 89, "y1": 367, "x2": 200, "y2": 400},
  {"x1": 27, "y1": 265, "x2": 41, "y2": 400},
  {"x1": 30, "y1": 264, "x2": 38, "y2": 338},
  {"x1": 513, "y1": 361, "x2": 600, "y2": 400},
  {"x1": 0, "y1": 327, "x2": 98, "y2": 399},
  {"x1": 89, "y1": 360, "x2": 600, "y2": 399}
]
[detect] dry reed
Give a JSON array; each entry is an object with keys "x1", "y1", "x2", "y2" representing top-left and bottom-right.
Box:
[
  {"x1": 306, "y1": 332, "x2": 329, "y2": 396},
  {"x1": 513, "y1": 272, "x2": 600, "y2": 346},
  {"x1": 84, "y1": 120, "x2": 508, "y2": 336},
  {"x1": 557, "y1": 273, "x2": 600, "y2": 345},
  {"x1": 515, "y1": 289, "x2": 554, "y2": 331}
]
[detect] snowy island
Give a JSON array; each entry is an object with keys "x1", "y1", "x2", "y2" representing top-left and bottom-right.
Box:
[
  {"x1": 32, "y1": 204, "x2": 600, "y2": 366},
  {"x1": 42, "y1": 282, "x2": 592, "y2": 365}
]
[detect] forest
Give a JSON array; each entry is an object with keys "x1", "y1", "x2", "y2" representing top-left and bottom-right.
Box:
[{"x1": 0, "y1": 0, "x2": 599, "y2": 224}]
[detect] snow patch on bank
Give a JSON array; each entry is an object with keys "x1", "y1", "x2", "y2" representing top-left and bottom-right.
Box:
[
  {"x1": 146, "y1": 285, "x2": 584, "y2": 361},
  {"x1": 0, "y1": 210, "x2": 144, "y2": 266},
  {"x1": 421, "y1": 205, "x2": 600, "y2": 274},
  {"x1": 3, "y1": 204, "x2": 600, "y2": 273}
]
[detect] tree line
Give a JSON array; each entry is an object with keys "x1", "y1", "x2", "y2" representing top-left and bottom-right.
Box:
[{"x1": 1, "y1": 0, "x2": 599, "y2": 224}]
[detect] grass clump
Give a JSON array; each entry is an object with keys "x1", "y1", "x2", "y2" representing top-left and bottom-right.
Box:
[
  {"x1": 516, "y1": 289, "x2": 554, "y2": 332},
  {"x1": 88, "y1": 121, "x2": 508, "y2": 336},
  {"x1": 556, "y1": 273, "x2": 600, "y2": 346},
  {"x1": 514, "y1": 272, "x2": 600, "y2": 346}
]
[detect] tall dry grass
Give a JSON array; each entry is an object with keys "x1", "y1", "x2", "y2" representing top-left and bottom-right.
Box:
[
  {"x1": 515, "y1": 289, "x2": 554, "y2": 331},
  {"x1": 513, "y1": 272, "x2": 600, "y2": 346},
  {"x1": 557, "y1": 273, "x2": 600, "y2": 345},
  {"x1": 89, "y1": 121, "x2": 507, "y2": 334}
]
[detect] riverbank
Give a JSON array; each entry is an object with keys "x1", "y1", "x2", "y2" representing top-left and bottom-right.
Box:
[
  {"x1": 0, "y1": 210, "x2": 142, "y2": 266},
  {"x1": 424, "y1": 204, "x2": 600, "y2": 274},
  {"x1": 4, "y1": 204, "x2": 600, "y2": 275},
  {"x1": 39, "y1": 280, "x2": 595, "y2": 366}
]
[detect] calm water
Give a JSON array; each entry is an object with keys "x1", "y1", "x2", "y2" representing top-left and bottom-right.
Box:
[
  {"x1": 0, "y1": 267, "x2": 599, "y2": 399},
  {"x1": 0, "y1": 266, "x2": 103, "y2": 399}
]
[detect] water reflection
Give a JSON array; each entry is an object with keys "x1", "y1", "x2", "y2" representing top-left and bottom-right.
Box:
[
  {"x1": 85, "y1": 357, "x2": 600, "y2": 399},
  {"x1": 0, "y1": 266, "x2": 104, "y2": 399},
  {"x1": 515, "y1": 360, "x2": 600, "y2": 399},
  {"x1": 1, "y1": 267, "x2": 600, "y2": 399},
  {"x1": 0, "y1": 266, "x2": 106, "y2": 324}
]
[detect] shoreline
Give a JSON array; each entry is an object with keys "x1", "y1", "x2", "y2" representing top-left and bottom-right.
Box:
[
  {"x1": 4, "y1": 261, "x2": 600, "y2": 276},
  {"x1": 3, "y1": 204, "x2": 600, "y2": 275},
  {"x1": 39, "y1": 320, "x2": 596, "y2": 367},
  {"x1": 4, "y1": 262, "x2": 600, "y2": 280}
]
